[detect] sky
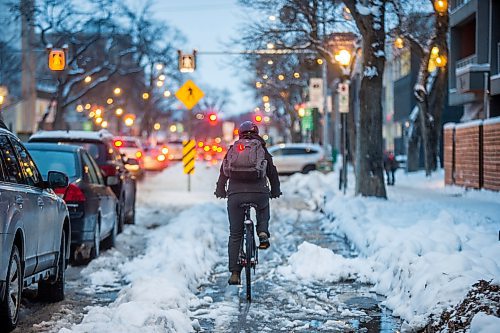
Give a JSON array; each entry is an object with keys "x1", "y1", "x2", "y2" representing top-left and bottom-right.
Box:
[{"x1": 147, "y1": 0, "x2": 257, "y2": 116}]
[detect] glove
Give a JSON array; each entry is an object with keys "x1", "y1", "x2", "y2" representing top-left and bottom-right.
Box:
[
  {"x1": 270, "y1": 190, "x2": 282, "y2": 199},
  {"x1": 214, "y1": 184, "x2": 227, "y2": 199}
]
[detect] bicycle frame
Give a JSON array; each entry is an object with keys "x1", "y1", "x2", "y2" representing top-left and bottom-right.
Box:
[{"x1": 238, "y1": 204, "x2": 258, "y2": 301}]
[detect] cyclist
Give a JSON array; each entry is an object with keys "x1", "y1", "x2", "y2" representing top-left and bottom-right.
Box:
[{"x1": 214, "y1": 121, "x2": 281, "y2": 285}]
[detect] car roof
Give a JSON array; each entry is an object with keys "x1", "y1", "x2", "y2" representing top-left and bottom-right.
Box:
[
  {"x1": 24, "y1": 142, "x2": 84, "y2": 153},
  {"x1": 29, "y1": 129, "x2": 114, "y2": 142}
]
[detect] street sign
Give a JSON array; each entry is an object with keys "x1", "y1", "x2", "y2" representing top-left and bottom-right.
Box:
[
  {"x1": 302, "y1": 108, "x2": 314, "y2": 131},
  {"x1": 338, "y1": 83, "x2": 349, "y2": 113},
  {"x1": 178, "y1": 50, "x2": 197, "y2": 73},
  {"x1": 182, "y1": 139, "x2": 196, "y2": 175},
  {"x1": 308, "y1": 78, "x2": 323, "y2": 111},
  {"x1": 48, "y1": 49, "x2": 66, "y2": 71},
  {"x1": 175, "y1": 80, "x2": 204, "y2": 110}
]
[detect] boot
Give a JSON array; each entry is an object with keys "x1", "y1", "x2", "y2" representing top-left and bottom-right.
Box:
[
  {"x1": 228, "y1": 271, "x2": 241, "y2": 285},
  {"x1": 258, "y1": 232, "x2": 270, "y2": 250}
]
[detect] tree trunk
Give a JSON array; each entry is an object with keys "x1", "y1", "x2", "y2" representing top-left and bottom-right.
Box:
[
  {"x1": 52, "y1": 81, "x2": 66, "y2": 130},
  {"x1": 346, "y1": 0, "x2": 387, "y2": 198}
]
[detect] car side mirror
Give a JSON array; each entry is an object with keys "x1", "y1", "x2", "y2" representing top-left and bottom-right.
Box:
[
  {"x1": 106, "y1": 175, "x2": 119, "y2": 186},
  {"x1": 47, "y1": 171, "x2": 69, "y2": 189}
]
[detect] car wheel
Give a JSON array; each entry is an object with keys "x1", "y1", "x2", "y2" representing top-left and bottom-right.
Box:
[
  {"x1": 38, "y1": 230, "x2": 66, "y2": 302},
  {"x1": 302, "y1": 164, "x2": 316, "y2": 174},
  {"x1": 0, "y1": 245, "x2": 22, "y2": 331},
  {"x1": 126, "y1": 203, "x2": 135, "y2": 225},
  {"x1": 102, "y1": 213, "x2": 118, "y2": 250}
]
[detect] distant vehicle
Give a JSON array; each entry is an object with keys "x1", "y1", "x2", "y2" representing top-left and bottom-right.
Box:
[
  {"x1": 165, "y1": 140, "x2": 183, "y2": 161},
  {"x1": 28, "y1": 130, "x2": 136, "y2": 232},
  {"x1": 267, "y1": 143, "x2": 325, "y2": 174},
  {"x1": 142, "y1": 145, "x2": 169, "y2": 171},
  {"x1": 26, "y1": 143, "x2": 119, "y2": 264},
  {"x1": 0, "y1": 129, "x2": 70, "y2": 332},
  {"x1": 113, "y1": 136, "x2": 145, "y2": 177}
]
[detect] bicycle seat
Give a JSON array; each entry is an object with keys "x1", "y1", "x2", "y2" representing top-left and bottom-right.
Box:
[{"x1": 240, "y1": 203, "x2": 258, "y2": 209}]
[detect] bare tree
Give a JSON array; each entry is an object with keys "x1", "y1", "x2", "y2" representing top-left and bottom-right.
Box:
[{"x1": 391, "y1": 0, "x2": 448, "y2": 175}]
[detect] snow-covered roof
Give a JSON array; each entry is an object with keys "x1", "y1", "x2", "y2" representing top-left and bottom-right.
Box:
[
  {"x1": 443, "y1": 122, "x2": 456, "y2": 129},
  {"x1": 30, "y1": 129, "x2": 115, "y2": 141}
]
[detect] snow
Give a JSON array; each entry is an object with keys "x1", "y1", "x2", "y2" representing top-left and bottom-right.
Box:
[
  {"x1": 470, "y1": 312, "x2": 500, "y2": 333},
  {"x1": 29, "y1": 129, "x2": 114, "y2": 141},
  {"x1": 55, "y1": 161, "x2": 499, "y2": 332},
  {"x1": 284, "y1": 170, "x2": 499, "y2": 330},
  {"x1": 455, "y1": 119, "x2": 483, "y2": 129},
  {"x1": 363, "y1": 66, "x2": 378, "y2": 78},
  {"x1": 355, "y1": 4, "x2": 371, "y2": 16},
  {"x1": 374, "y1": 50, "x2": 385, "y2": 57},
  {"x1": 483, "y1": 116, "x2": 500, "y2": 126}
]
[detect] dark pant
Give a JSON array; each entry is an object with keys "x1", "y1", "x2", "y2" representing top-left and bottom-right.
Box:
[
  {"x1": 227, "y1": 192, "x2": 270, "y2": 272},
  {"x1": 385, "y1": 169, "x2": 396, "y2": 185}
]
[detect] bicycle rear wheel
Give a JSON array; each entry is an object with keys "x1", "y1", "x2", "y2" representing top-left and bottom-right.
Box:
[{"x1": 245, "y1": 225, "x2": 253, "y2": 301}]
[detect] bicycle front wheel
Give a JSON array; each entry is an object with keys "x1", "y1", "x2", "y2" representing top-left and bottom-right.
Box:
[{"x1": 245, "y1": 226, "x2": 253, "y2": 301}]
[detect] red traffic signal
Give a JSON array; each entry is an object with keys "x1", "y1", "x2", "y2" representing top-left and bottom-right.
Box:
[
  {"x1": 208, "y1": 113, "x2": 218, "y2": 125},
  {"x1": 254, "y1": 115, "x2": 263, "y2": 123}
]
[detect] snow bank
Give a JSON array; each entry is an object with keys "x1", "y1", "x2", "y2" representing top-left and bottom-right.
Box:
[
  {"x1": 279, "y1": 170, "x2": 500, "y2": 330},
  {"x1": 61, "y1": 162, "x2": 227, "y2": 333},
  {"x1": 278, "y1": 241, "x2": 374, "y2": 283},
  {"x1": 470, "y1": 312, "x2": 500, "y2": 333}
]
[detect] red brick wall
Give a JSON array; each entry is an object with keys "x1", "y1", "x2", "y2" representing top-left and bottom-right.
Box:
[
  {"x1": 483, "y1": 121, "x2": 500, "y2": 191},
  {"x1": 454, "y1": 125, "x2": 481, "y2": 189},
  {"x1": 444, "y1": 126, "x2": 455, "y2": 185}
]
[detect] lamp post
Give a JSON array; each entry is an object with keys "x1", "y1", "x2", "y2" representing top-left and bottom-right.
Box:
[{"x1": 335, "y1": 49, "x2": 352, "y2": 194}]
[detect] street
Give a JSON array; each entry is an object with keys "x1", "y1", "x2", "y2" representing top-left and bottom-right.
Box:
[{"x1": 11, "y1": 163, "x2": 402, "y2": 332}]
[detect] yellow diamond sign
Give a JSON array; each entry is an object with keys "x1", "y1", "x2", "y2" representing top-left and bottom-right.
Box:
[{"x1": 175, "y1": 80, "x2": 204, "y2": 110}]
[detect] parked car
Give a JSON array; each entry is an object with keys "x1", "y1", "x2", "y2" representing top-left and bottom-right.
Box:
[
  {"x1": 26, "y1": 143, "x2": 119, "y2": 264},
  {"x1": 28, "y1": 130, "x2": 136, "y2": 232},
  {"x1": 0, "y1": 129, "x2": 70, "y2": 332},
  {"x1": 267, "y1": 143, "x2": 325, "y2": 174},
  {"x1": 113, "y1": 136, "x2": 145, "y2": 178}
]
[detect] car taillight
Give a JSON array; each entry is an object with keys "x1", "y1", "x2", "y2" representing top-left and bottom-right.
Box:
[
  {"x1": 157, "y1": 154, "x2": 166, "y2": 162},
  {"x1": 53, "y1": 187, "x2": 66, "y2": 198},
  {"x1": 100, "y1": 164, "x2": 118, "y2": 177},
  {"x1": 55, "y1": 184, "x2": 86, "y2": 202},
  {"x1": 135, "y1": 151, "x2": 143, "y2": 159},
  {"x1": 161, "y1": 147, "x2": 169, "y2": 155},
  {"x1": 114, "y1": 140, "x2": 123, "y2": 148}
]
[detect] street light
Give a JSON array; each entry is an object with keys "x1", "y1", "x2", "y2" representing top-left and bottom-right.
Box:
[
  {"x1": 84, "y1": 76, "x2": 92, "y2": 83},
  {"x1": 163, "y1": 90, "x2": 172, "y2": 97},
  {"x1": 142, "y1": 92, "x2": 150, "y2": 100},
  {"x1": 154, "y1": 123, "x2": 161, "y2": 130},
  {"x1": 115, "y1": 108, "x2": 124, "y2": 116},
  {"x1": 434, "y1": 0, "x2": 448, "y2": 14},
  {"x1": 113, "y1": 87, "x2": 122, "y2": 95},
  {"x1": 335, "y1": 49, "x2": 353, "y2": 194}
]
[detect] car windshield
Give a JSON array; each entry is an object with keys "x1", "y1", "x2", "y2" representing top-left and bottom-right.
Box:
[{"x1": 28, "y1": 150, "x2": 78, "y2": 179}]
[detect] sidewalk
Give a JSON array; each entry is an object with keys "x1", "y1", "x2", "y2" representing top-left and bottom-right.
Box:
[{"x1": 282, "y1": 169, "x2": 500, "y2": 331}]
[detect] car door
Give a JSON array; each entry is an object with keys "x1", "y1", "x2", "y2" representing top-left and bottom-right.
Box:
[
  {"x1": 10, "y1": 137, "x2": 59, "y2": 271},
  {"x1": 0, "y1": 140, "x2": 22, "y2": 281},
  {"x1": 0, "y1": 135, "x2": 39, "y2": 276},
  {"x1": 81, "y1": 152, "x2": 113, "y2": 239}
]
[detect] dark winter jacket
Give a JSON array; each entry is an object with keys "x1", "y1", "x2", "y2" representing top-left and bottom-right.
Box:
[{"x1": 216, "y1": 133, "x2": 280, "y2": 196}]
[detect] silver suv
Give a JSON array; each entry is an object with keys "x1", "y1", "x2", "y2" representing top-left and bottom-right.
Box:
[
  {"x1": 0, "y1": 129, "x2": 70, "y2": 332},
  {"x1": 267, "y1": 143, "x2": 324, "y2": 174}
]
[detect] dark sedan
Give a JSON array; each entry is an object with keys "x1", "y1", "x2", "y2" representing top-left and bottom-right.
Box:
[
  {"x1": 26, "y1": 143, "x2": 118, "y2": 264},
  {"x1": 29, "y1": 130, "x2": 136, "y2": 232}
]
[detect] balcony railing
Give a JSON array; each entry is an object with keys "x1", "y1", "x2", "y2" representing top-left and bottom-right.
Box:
[
  {"x1": 456, "y1": 54, "x2": 477, "y2": 69},
  {"x1": 451, "y1": 0, "x2": 472, "y2": 11}
]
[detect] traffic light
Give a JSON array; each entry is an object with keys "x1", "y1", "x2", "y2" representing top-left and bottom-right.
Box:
[
  {"x1": 47, "y1": 48, "x2": 67, "y2": 71},
  {"x1": 254, "y1": 115, "x2": 263, "y2": 123},
  {"x1": 208, "y1": 113, "x2": 217, "y2": 125}
]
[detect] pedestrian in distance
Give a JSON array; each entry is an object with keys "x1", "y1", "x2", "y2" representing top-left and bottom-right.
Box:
[
  {"x1": 214, "y1": 121, "x2": 281, "y2": 285},
  {"x1": 383, "y1": 151, "x2": 399, "y2": 186}
]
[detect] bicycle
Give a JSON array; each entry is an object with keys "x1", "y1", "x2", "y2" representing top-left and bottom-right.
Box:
[{"x1": 238, "y1": 203, "x2": 259, "y2": 301}]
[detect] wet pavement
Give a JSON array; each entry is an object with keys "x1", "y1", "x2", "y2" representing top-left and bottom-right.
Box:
[{"x1": 192, "y1": 199, "x2": 402, "y2": 332}]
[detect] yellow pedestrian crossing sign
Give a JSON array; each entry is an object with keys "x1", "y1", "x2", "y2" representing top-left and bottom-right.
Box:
[
  {"x1": 176, "y1": 80, "x2": 204, "y2": 110},
  {"x1": 182, "y1": 139, "x2": 196, "y2": 174}
]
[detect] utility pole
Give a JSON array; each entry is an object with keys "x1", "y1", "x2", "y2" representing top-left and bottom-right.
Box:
[{"x1": 20, "y1": 0, "x2": 37, "y2": 138}]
